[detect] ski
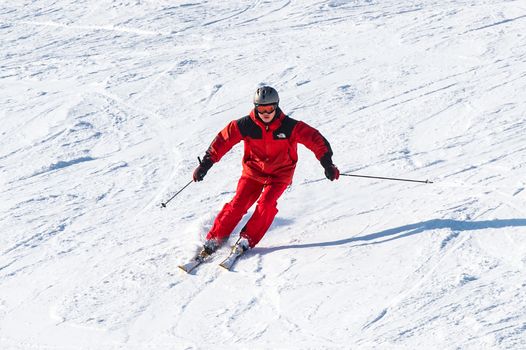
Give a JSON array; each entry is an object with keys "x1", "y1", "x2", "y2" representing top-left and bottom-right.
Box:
[
  {"x1": 180, "y1": 238, "x2": 248, "y2": 273},
  {"x1": 178, "y1": 251, "x2": 210, "y2": 273},
  {"x1": 219, "y1": 240, "x2": 248, "y2": 271},
  {"x1": 219, "y1": 250, "x2": 244, "y2": 270},
  {"x1": 178, "y1": 259, "x2": 203, "y2": 273},
  {"x1": 178, "y1": 239, "x2": 222, "y2": 273}
]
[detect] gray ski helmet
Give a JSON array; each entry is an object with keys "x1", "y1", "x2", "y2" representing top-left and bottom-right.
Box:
[{"x1": 253, "y1": 86, "x2": 279, "y2": 105}]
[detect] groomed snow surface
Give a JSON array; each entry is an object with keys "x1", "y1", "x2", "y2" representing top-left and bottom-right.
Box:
[{"x1": 1, "y1": 0, "x2": 526, "y2": 349}]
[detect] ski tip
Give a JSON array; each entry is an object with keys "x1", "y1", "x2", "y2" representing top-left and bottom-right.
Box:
[
  {"x1": 219, "y1": 263, "x2": 232, "y2": 271},
  {"x1": 178, "y1": 265, "x2": 192, "y2": 274}
]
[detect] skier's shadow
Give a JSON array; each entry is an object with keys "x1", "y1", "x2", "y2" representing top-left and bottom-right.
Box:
[{"x1": 255, "y1": 218, "x2": 526, "y2": 254}]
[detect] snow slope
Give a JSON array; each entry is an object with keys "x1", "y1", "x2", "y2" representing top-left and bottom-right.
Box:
[{"x1": 1, "y1": 0, "x2": 526, "y2": 349}]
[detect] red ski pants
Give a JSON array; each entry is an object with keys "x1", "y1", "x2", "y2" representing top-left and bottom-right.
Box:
[{"x1": 206, "y1": 177, "x2": 288, "y2": 248}]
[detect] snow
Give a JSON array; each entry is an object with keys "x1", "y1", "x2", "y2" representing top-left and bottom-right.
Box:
[{"x1": 1, "y1": 0, "x2": 526, "y2": 348}]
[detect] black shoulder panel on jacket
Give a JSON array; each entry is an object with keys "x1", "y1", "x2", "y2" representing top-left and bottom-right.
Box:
[
  {"x1": 273, "y1": 116, "x2": 298, "y2": 140},
  {"x1": 236, "y1": 115, "x2": 262, "y2": 139}
]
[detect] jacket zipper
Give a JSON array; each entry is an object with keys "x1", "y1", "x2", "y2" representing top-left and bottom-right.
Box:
[{"x1": 263, "y1": 124, "x2": 270, "y2": 174}]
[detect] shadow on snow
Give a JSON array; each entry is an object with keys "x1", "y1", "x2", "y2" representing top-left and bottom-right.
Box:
[{"x1": 255, "y1": 218, "x2": 526, "y2": 254}]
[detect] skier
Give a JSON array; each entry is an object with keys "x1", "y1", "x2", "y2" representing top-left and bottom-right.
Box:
[{"x1": 192, "y1": 86, "x2": 339, "y2": 258}]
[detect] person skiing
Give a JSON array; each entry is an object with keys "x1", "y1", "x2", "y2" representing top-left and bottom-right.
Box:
[{"x1": 192, "y1": 86, "x2": 340, "y2": 257}]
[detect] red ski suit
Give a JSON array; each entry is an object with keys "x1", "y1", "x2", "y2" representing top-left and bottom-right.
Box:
[{"x1": 205, "y1": 108, "x2": 333, "y2": 247}]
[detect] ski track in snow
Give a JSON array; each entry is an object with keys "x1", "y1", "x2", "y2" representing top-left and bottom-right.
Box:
[{"x1": 1, "y1": 0, "x2": 526, "y2": 349}]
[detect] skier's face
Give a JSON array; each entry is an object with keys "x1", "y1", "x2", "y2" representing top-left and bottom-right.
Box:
[
  {"x1": 256, "y1": 104, "x2": 277, "y2": 123},
  {"x1": 259, "y1": 110, "x2": 276, "y2": 123}
]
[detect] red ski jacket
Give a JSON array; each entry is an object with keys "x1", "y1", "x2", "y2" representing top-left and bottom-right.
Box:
[{"x1": 205, "y1": 108, "x2": 333, "y2": 184}]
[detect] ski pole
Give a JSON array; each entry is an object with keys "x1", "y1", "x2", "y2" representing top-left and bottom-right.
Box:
[
  {"x1": 160, "y1": 157, "x2": 203, "y2": 208},
  {"x1": 340, "y1": 173, "x2": 433, "y2": 184},
  {"x1": 160, "y1": 179, "x2": 193, "y2": 208}
]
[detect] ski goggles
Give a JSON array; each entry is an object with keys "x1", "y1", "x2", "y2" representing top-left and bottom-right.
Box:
[{"x1": 255, "y1": 104, "x2": 277, "y2": 114}]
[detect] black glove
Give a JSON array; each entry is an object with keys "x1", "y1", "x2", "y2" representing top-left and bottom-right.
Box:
[
  {"x1": 324, "y1": 164, "x2": 340, "y2": 181},
  {"x1": 193, "y1": 155, "x2": 214, "y2": 182},
  {"x1": 320, "y1": 153, "x2": 340, "y2": 181}
]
